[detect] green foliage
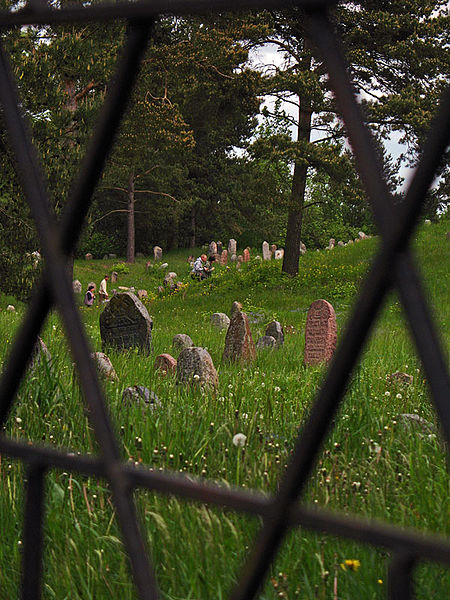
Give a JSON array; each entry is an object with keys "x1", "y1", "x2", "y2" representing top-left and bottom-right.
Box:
[
  {"x1": 77, "y1": 231, "x2": 117, "y2": 259},
  {"x1": 111, "y1": 262, "x2": 130, "y2": 275}
]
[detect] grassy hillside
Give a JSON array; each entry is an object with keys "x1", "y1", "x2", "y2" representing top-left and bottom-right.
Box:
[{"x1": 0, "y1": 220, "x2": 448, "y2": 599}]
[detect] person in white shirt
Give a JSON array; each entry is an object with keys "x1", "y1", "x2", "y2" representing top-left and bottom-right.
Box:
[{"x1": 99, "y1": 275, "x2": 109, "y2": 303}]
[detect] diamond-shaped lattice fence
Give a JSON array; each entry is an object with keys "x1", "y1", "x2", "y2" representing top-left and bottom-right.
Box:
[{"x1": 0, "y1": 2, "x2": 448, "y2": 600}]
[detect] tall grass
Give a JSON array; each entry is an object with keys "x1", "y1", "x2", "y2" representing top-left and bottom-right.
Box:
[{"x1": 0, "y1": 221, "x2": 448, "y2": 599}]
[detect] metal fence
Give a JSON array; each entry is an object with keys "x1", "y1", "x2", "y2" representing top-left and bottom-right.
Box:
[{"x1": 0, "y1": 1, "x2": 448, "y2": 599}]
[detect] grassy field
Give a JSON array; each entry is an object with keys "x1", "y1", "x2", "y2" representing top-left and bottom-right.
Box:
[{"x1": 0, "y1": 220, "x2": 448, "y2": 599}]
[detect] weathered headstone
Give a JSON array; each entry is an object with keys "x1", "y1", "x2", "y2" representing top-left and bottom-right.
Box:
[
  {"x1": 176, "y1": 347, "x2": 218, "y2": 388},
  {"x1": 304, "y1": 299, "x2": 337, "y2": 365},
  {"x1": 223, "y1": 310, "x2": 256, "y2": 362},
  {"x1": 270, "y1": 244, "x2": 277, "y2": 254},
  {"x1": 328, "y1": 238, "x2": 335, "y2": 249},
  {"x1": 91, "y1": 352, "x2": 118, "y2": 381},
  {"x1": 262, "y1": 241, "x2": 271, "y2": 261},
  {"x1": 153, "y1": 246, "x2": 163, "y2": 261},
  {"x1": 274, "y1": 249, "x2": 284, "y2": 260},
  {"x1": 243, "y1": 248, "x2": 250, "y2": 262},
  {"x1": 172, "y1": 333, "x2": 194, "y2": 354},
  {"x1": 237, "y1": 254, "x2": 243, "y2": 266},
  {"x1": 358, "y1": 231, "x2": 366, "y2": 240},
  {"x1": 337, "y1": 241, "x2": 345, "y2": 247},
  {"x1": 230, "y1": 300, "x2": 242, "y2": 317},
  {"x1": 424, "y1": 219, "x2": 431, "y2": 226},
  {"x1": 299, "y1": 241, "x2": 306, "y2": 255},
  {"x1": 348, "y1": 239, "x2": 354, "y2": 244},
  {"x1": 208, "y1": 241, "x2": 217, "y2": 256},
  {"x1": 7, "y1": 305, "x2": 15, "y2": 312},
  {"x1": 111, "y1": 271, "x2": 118, "y2": 283},
  {"x1": 256, "y1": 335, "x2": 276, "y2": 349},
  {"x1": 230, "y1": 253, "x2": 237, "y2": 263},
  {"x1": 220, "y1": 249, "x2": 228, "y2": 265},
  {"x1": 100, "y1": 292, "x2": 153, "y2": 354},
  {"x1": 387, "y1": 371, "x2": 413, "y2": 386},
  {"x1": 265, "y1": 320, "x2": 284, "y2": 348},
  {"x1": 122, "y1": 386, "x2": 160, "y2": 408},
  {"x1": 154, "y1": 353, "x2": 177, "y2": 375},
  {"x1": 137, "y1": 289, "x2": 148, "y2": 300},
  {"x1": 163, "y1": 272, "x2": 177, "y2": 288},
  {"x1": 159, "y1": 262, "x2": 169, "y2": 269},
  {"x1": 85, "y1": 253, "x2": 93, "y2": 260},
  {"x1": 217, "y1": 241, "x2": 223, "y2": 255},
  {"x1": 211, "y1": 312, "x2": 231, "y2": 330},
  {"x1": 72, "y1": 280, "x2": 82, "y2": 294},
  {"x1": 228, "y1": 238, "x2": 237, "y2": 255}
]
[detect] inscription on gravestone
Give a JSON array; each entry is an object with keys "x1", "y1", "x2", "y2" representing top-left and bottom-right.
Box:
[
  {"x1": 100, "y1": 292, "x2": 153, "y2": 354},
  {"x1": 304, "y1": 299, "x2": 336, "y2": 365}
]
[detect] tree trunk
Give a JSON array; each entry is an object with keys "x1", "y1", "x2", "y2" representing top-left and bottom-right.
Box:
[
  {"x1": 126, "y1": 169, "x2": 135, "y2": 263},
  {"x1": 282, "y1": 43, "x2": 313, "y2": 277},
  {"x1": 190, "y1": 207, "x2": 196, "y2": 248}
]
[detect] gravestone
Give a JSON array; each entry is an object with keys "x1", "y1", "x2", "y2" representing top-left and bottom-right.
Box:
[
  {"x1": 163, "y1": 272, "x2": 177, "y2": 288},
  {"x1": 358, "y1": 231, "x2": 366, "y2": 240},
  {"x1": 137, "y1": 289, "x2": 148, "y2": 300},
  {"x1": 265, "y1": 320, "x2": 284, "y2": 348},
  {"x1": 72, "y1": 280, "x2": 82, "y2": 294},
  {"x1": 243, "y1": 248, "x2": 250, "y2": 262},
  {"x1": 337, "y1": 241, "x2": 345, "y2": 247},
  {"x1": 110, "y1": 271, "x2": 118, "y2": 283},
  {"x1": 217, "y1": 241, "x2": 223, "y2": 255},
  {"x1": 256, "y1": 335, "x2": 276, "y2": 349},
  {"x1": 230, "y1": 253, "x2": 237, "y2": 263},
  {"x1": 304, "y1": 299, "x2": 337, "y2": 365},
  {"x1": 230, "y1": 300, "x2": 242, "y2": 317},
  {"x1": 30, "y1": 337, "x2": 52, "y2": 370},
  {"x1": 153, "y1": 245, "x2": 163, "y2": 261},
  {"x1": 7, "y1": 305, "x2": 15, "y2": 312},
  {"x1": 176, "y1": 347, "x2": 218, "y2": 388},
  {"x1": 299, "y1": 242, "x2": 306, "y2": 255},
  {"x1": 208, "y1": 241, "x2": 217, "y2": 256},
  {"x1": 228, "y1": 238, "x2": 237, "y2": 255},
  {"x1": 223, "y1": 310, "x2": 256, "y2": 362},
  {"x1": 274, "y1": 249, "x2": 284, "y2": 260},
  {"x1": 100, "y1": 292, "x2": 153, "y2": 354},
  {"x1": 210, "y1": 313, "x2": 230, "y2": 330},
  {"x1": 328, "y1": 238, "x2": 335, "y2": 249},
  {"x1": 220, "y1": 249, "x2": 228, "y2": 265},
  {"x1": 270, "y1": 244, "x2": 277, "y2": 254},
  {"x1": 122, "y1": 386, "x2": 160, "y2": 408},
  {"x1": 85, "y1": 253, "x2": 93, "y2": 260},
  {"x1": 172, "y1": 333, "x2": 194, "y2": 354},
  {"x1": 348, "y1": 239, "x2": 354, "y2": 244},
  {"x1": 262, "y1": 241, "x2": 271, "y2": 261},
  {"x1": 91, "y1": 352, "x2": 118, "y2": 381},
  {"x1": 154, "y1": 353, "x2": 177, "y2": 375}
]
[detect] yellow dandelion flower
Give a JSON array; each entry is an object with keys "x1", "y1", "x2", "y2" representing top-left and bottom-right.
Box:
[{"x1": 340, "y1": 559, "x2": 361, "y2": 572}]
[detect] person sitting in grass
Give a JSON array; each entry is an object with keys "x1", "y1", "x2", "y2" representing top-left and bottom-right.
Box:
[
  {"x1": 203, "y1": 255, "x2": 216, "y2": 278},
  {"x1": 191, "y1": 254, "x2": 208, "y2": 280},
  {"x1": 84, "y1": 284, "x2": 95, "y2": 307}
]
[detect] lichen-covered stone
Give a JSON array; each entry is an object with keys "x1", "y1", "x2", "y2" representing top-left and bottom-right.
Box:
[
  {"x1": 172, "y1": 334, "x2": 194, "y2": 354},
  {"x1": 154, "y1": 353, "x2": 177, "y2": 375},
  {"x1": 265, "y1": 321, "x2": 284, "y2": 348},
  {"x1": 304, "y1": 299, "x2": 336, "y2": 365},
  {"x1": 100, "y1": 292, "x2": 152, "y2": 354},
  {"x1": 223, "y1": 311, "x2": 256, "y2": 363},
  {"x1": 176, "y1": 347, "x2": 218, "y2": 388},
  {"x1": 91, "y1": 352, "x2": 118, "y2": 381},
  {"x1": 210, "y1": 313, "x2": 230, "y2": 330},
  {"x1": 256, "y1": 335, "x2": 276, "y2": 349},
  {"x1": 122, "y1": 386, "x2": 160, "y2": 409}
]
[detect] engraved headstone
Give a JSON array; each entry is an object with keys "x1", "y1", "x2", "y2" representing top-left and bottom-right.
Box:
[
  {"x1": 154, "y1": 353, "x2": 177, "y2": 375},
  {"x1": 243, "y1": 248, "x2": 250, "y2": 262},
  {"x1": 228, "y1": 238, "x2": 237, "y2": 255},
  {"x1": 299, "y1": 241, "x2": 306, "y2": 255},
  {"x1": 223, "y1": 310, "x2": 256, "y2": 363},
  {"x1": 208, "y1": 241, "x2": 217, "y2": 256},
  {"x1": 220, "y1": 249, "x2": 228, "y2": 265},
  {"x1": 262, "y1": 241, "x2": 271, "y2": 260},
  {"x1": 274, "y1": 249, "x2": 284, "y2": 260},
  {"x1": 122, "y1": 386, "x2": 160, "y2": 409},
  {"x1": 153, "y1": 245, "x2": 163, "y2": 261},
  {"x1": 172, "y1": 333, "x2": 194, "y2": 354},
  {"x1": 337, "y1": 241, "x2": 345, "y2": 247},
  {"x1": 176, "y1": 347, "x2": 218, "y2": 388},
  {"x1": 217, "y1": 241, "x2": 223, "y2": 255},
  {"x1": 256, "y1": 335, "x2": 276, "y2": 349},
  {"x1": 100, "y1": 292, "x2": 153, "y2": 354},
  {"x1": 265, "y1": 320, "x2": 284, "y2": 348},
  {"x1": 72, "y1": 280, "x2": 82, "y2": 294},
  {"x1": 211, "y1": 313, "x2": 230, "y2": 330},
  {"x1": 230, "y1": 253, "x2": 237, "y2": 263},
  {"x1": 91, "y1": 352, "x2": 118, "y2": 381},
  {"x1": 304, "y1": 299, "x2": 337, "y2": 365}
]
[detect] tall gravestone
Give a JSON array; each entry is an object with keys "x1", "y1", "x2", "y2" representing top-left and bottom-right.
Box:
[
  {"x1": 100, "y1": 292, "x2": 153, "y2": 354},
  {"x1": 304, "y1": 299, "x2": 337, "y2": 365},
  {"x1": 220, "y1": 249, "x2": 228, "y2": 265},
  {"x1": 153, "y1": 246, "x2": 163, "y2": 261},
  {"x1": 243, "y1": 248, "x2": 250, "y2": 262},
  {"x1": 208, "y1": 241, "x2": 217, "y2": 256},
  {"x1": 217, "y1": 241, "x2": 223, "y2": 255},
  {"x1": 228, "y1": 239, "x2": 237, "y2": 255},
  {"x1": 262, "y1": 241, "x2": 271, "y2": 261},
  {"x1": 223, "y1": 310, "x2": 256, "y2": 363}
]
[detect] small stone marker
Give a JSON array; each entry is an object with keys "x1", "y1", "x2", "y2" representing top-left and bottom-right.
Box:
[
  {"x1": 208, "y1": 241, "x2": 217, "y2": 256},
  {"x1": 230, "y1": 253, "x2": 237, "y2": 262},
  {"x1": 163, "y1": 272, "x2": 177, "y2": 288},
  {"x1": 211, "y1": 312, "x2": 230, "y2": 330},
  {"x1": 30, "y1": 337, "x2": 52, "y2": 370},
  {"x1": 424, "y1": 220, "x2": 431, "y2": 226},
  {"x1": 328, "y1": 238, "x2": 335, "y2": 249},
  {"x1": 262, "y1": 241, "x2": 271, "y2": 261},
  {"x1": 348, "y1": 239, "x2": 354, "y2": 244},
  {"x1": 137, "y1": 289, "x2": 148, "y2": 300},
  {"x1": 100, "y1": 292, "x2": 153, "y2": 354},
  {"x1": 223, "y1": 310, "x2": 256, "y2": 362},
  {"x1": 85, "y1": 253, "x2": 93, "y2": 260},
  {"x1": 122, "y1": 386, "x2": 160, "y2": 408},
  {"x1": 387, "y1": 371, "x2": 413, "y2": 386},
  {"x1": 111, "y1": 271, "x2": 118, "y2": 283},
  {"x1": 159, "y1": 262, "x2": 168, "y2": 269},
  {"x1": 274, "y1": 249, "x2": 284, "y2": 260},
  {"x1": 72, "y1": 280, "x2": 82, "y2": 294},
  {"x1": 154, "y1": 353, "x2": 177, "y2": 375},
  {"x1": 217, "y1": 241, "x2": 223, "y2": 255},
  {"x1": 337, "y1": 241, "x2": 345, "y2": 247},
  {"x1": 172, "y1": 333, "x2": 194, "y2": 354},
  {"x1": 153, "y1": 246, "x2": 163, "y2": 261},
  {"x1": 176, "y1": 347, "x2": 218, "y2": 388},
  {"x1": 304, "y1": 299, "x2": 337, "y2": 365},
  {"x1": 270, "y1": 244, "x2": 277, "y2": 254},
  {"x1": 358, "y1": 231, "x2": 366, "y2": 240},
  {"x1": 230, "y1": 300, "x2": 242, "y2": 316},
  {"x1": 91, "y1": 352, "x2": 118, "y2": 381},
  {"x1": 220, "y1": 249, "x2": 228, "y2": 265},
  {"x1": 228, "y1": 239, "x2": 237, "y2": 255},
  {"x1": 256, "y1": 335, "x2": 276, "y2": 349},
  {"x1": 243, "y1": 248, "x2": 250, "y2": 262},
  {"x1": 7, "y1": 305, "x2": 15, "y2": 312},
  {"x1": 299, "y1": 242, "x2": 306, "y2": 255},
  {"x1": 265, "y1": 321, "x2": 284, "y2": 348}
]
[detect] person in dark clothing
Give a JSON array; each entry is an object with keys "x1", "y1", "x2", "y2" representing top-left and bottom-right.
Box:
[{"x1": 84, "y1": 284, "x2": 95, "y2": 307}]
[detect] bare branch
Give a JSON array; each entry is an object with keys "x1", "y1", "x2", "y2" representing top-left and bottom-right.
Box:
[{"x1": 90, "y1": 209, "x2": 128, "y2": 227}]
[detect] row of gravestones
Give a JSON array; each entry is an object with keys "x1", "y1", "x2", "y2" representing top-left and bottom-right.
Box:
[{"x1": 95, "y1": 292, "x2": 338, "y2": 389}]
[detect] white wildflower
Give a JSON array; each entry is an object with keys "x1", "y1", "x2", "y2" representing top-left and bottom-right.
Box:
[{"x1": 232, "y1": 433, "x2": 247, "y2": 447}]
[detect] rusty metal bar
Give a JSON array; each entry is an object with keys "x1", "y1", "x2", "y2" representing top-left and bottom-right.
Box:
[{"x1": 388, "y1": 553, "x2": 416, "y2": 600}]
